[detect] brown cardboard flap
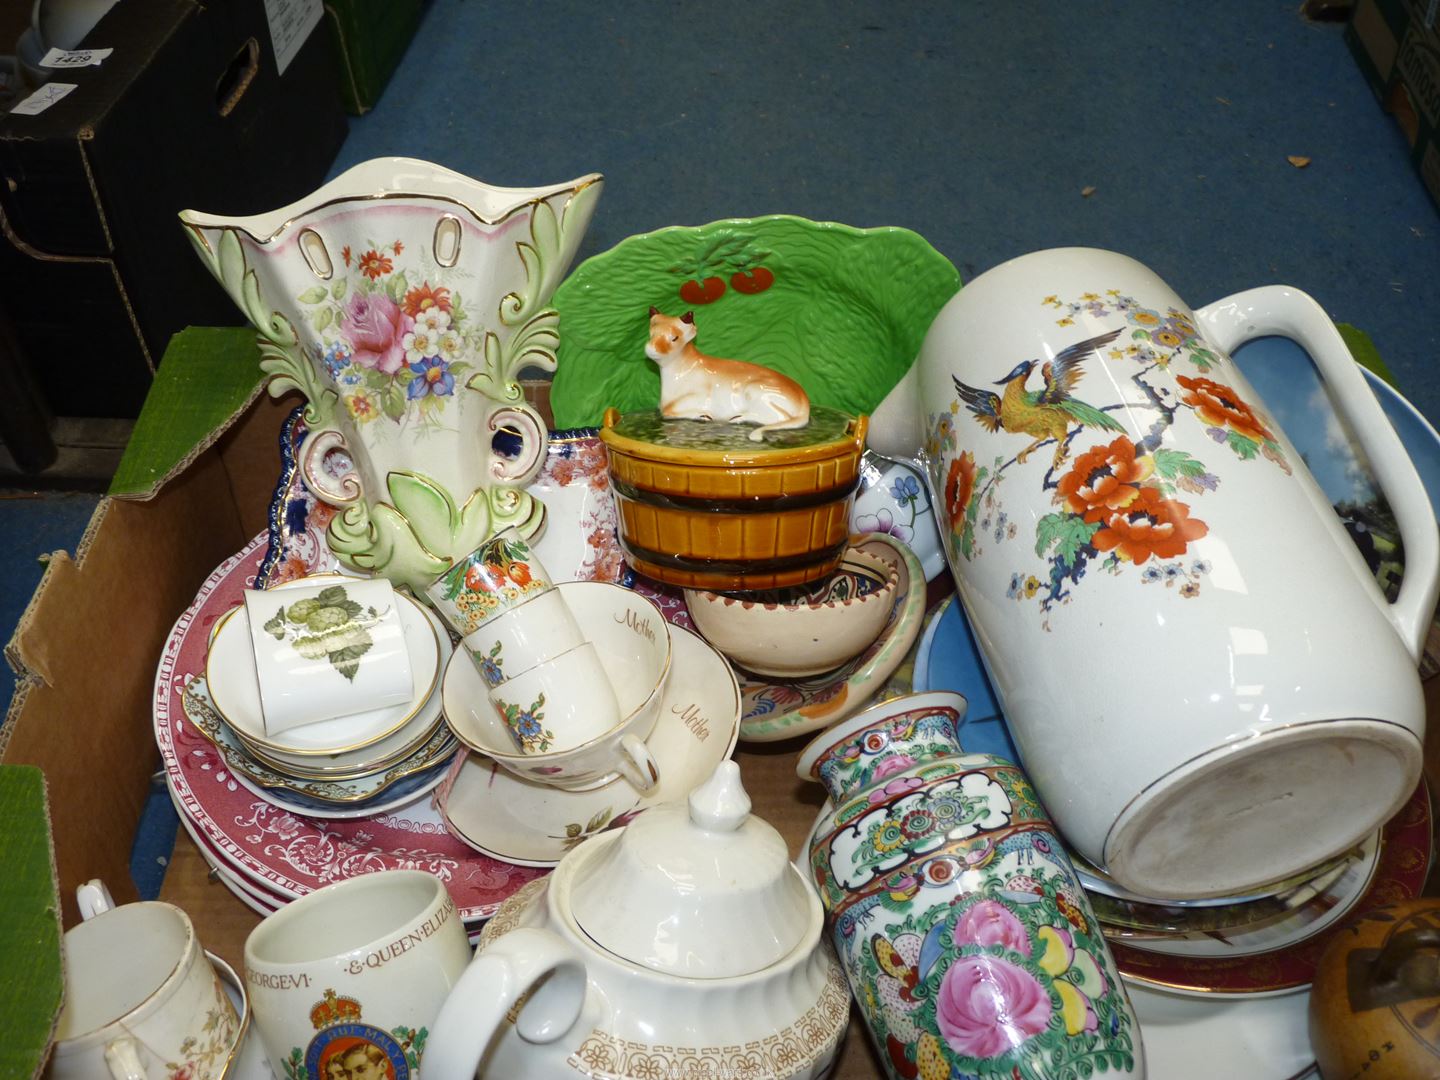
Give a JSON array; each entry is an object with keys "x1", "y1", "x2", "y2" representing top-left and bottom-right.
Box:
[{"x1": 3, "y1": 451, "x2": 249, "y2": 925}]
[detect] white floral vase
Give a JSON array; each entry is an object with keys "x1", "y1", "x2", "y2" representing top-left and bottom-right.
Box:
[{"x1": 181, "y1": 158, "x2": 603, "y2": 592}]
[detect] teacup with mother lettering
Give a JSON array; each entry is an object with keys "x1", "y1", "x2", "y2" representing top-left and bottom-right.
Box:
[
  {"x1": 442, "y1": 581, "x2": 672, "y2": 791},
  {"x1": 244, "y1": 869, "x2": 470, "y2": 1080}
]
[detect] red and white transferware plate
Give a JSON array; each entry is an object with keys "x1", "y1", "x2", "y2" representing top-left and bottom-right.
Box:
[{"x1": 154, "y1": 535, "x2": 546, "y2": 921}]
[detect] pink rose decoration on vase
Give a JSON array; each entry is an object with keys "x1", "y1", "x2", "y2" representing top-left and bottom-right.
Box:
[
  {"x1": 935, "y1": 954, "x2": 1051, "y2": 1060},
  {"x1": 345, "y1": 291, "x2": 413, "y2": 375},
  {"x1": 954, "y1": 899, "x2": 1031, "y2": 957},
  {"x1": 872, "y1": 753, "x2": 917, "y2": 781},
  {"x1": 868, "y1": 775, "x2": 924, "y2": 805}
]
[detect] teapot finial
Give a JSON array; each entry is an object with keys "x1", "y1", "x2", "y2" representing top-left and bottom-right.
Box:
[{"x1": 688, "y1": 761, "x2": 751, "y2": 833}]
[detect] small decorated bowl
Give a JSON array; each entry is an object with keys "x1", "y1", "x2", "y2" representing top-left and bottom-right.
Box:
[{"x1": 684, "y1": 541, "x2": 899, "y2": 677}]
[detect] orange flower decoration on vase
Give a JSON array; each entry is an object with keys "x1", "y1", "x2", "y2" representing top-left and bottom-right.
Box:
[
  {"x1": 1092, "y1": 487, "x2": 1208, "y2": 565},
  {"x1": 1056, "y1": 435, "x2": 1153, "y2": 521},
  {"x1": 1176, "y1": 375, "x2": 1273, "y2": 444},
  {"x1": 403, "y1": 282, "x2": 453, "y2": 316},
  {"x1": 945, "y1": 451, "x2": 977, "y2": 521},
  {"x1": 357, "y1": 248, "x2": 394, "y2": 281}
]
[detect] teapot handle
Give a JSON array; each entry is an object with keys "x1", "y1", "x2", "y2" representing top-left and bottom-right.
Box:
[
  {"x1": 1195, "y1": 286, "x2": 1440, "y2": 663},
  {"x1": 425, "y1": 927, "x2": 587, "y2": 1079}
]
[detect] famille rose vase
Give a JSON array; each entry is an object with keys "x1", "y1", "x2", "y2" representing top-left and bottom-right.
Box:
[
  {"x1": 798, "y1": 692, "x2": 1144, "y2": 1080},
  {"x1": 180, "y1": 158, "x2": 603, "y2": 593},
  {"x1": 869, "y1": 247, "x2": 1440, "y2": 902}
]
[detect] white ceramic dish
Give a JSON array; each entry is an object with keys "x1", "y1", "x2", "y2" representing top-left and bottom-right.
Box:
[
  {"x1": 1118, "y1": 832, "x2": 1380, "y2": 959},
  {"x1": 182, "y1": 676, "x2": 458, "y2": 814},
  {"x1": 157, "y1": 533, "x2": 550, "y2": 923},
  {"x1": 1129, "y1": 981, "x2": 1315, "y2": 1079},
  {"x1": 207, "y1": 590, "x2": 440, "y2": 757},
  {"x1": 439, "y1": 620, "x2": 741, "y2": 866}
]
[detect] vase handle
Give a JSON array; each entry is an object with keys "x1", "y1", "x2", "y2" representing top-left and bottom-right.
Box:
[
  {"x1": 1195, "y1": 286, "x2": 1440, "y2": 663},
  {"x1": 299, "y1": 426, "x2": 365, "y2": 507},
  {"x1": 489, "y1": 404, "x2": 549, "y2": 488}
]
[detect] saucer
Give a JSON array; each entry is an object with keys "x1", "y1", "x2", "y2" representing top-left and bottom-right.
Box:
[
  {"x1": 207, "y1": 589, "x2": 441, "y2": 757},
  {"x1": 1129, "y1": 980, "x2": 1315, "y2": 1079},
  {"x1": 156, "y1": 533, "x2": 548, "y2": 923},
  {"x1": 1091, "y1": 842, "x2": 1371, "y2": 936},
  {"x1": 439, "y1": 620, "x2": 741, "y2": 866},
  {"x1": 1108, "y1": 781, "x2": 1430, "y2": 997},
  {"x1": 182, "y1": 676, "x2": 458, "y2": 814},
  {"x1": 209, "y1": 951, "x2": 278, "y2": 1079}
]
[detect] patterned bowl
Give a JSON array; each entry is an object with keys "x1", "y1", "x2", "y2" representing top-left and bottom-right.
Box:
[{"x1": 684, "y1": 541, "x2": 898, "y2": 677}]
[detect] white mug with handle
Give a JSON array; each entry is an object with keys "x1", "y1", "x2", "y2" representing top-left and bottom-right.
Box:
[
  {"x1": 50, "y1": 880, "x2": 240, "y2": 1080},
  {"x1": 869, "y1": 247, "x2": 1440, "y2": 900}
]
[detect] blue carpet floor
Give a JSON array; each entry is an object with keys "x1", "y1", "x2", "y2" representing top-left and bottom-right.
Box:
[{"x1": 1, "y1": 0, "x2": 1437, "y2": 900}]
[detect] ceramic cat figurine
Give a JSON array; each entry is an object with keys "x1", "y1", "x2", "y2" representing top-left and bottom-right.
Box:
[{"x1": 645, "y1": 308, "x2": 810, "y2": 441}]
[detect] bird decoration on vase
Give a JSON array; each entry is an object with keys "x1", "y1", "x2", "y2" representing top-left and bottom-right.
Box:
[{"x1": 951, "y1": 329, "x2": 1124, "y2": 469}]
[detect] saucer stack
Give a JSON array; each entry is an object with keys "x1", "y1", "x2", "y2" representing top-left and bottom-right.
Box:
[{"x1": 187, "y1": 575, "x2": 460, "y2": 818}]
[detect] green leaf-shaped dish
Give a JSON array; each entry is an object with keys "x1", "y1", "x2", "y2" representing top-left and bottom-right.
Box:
[{"x1": 549, "y1": 215, "x2": 960, "y2": 429}]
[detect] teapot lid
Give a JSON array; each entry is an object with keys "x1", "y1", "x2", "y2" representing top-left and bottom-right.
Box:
[{"x1": 568, "y1": 761, "x2": 812, "y2": 979}]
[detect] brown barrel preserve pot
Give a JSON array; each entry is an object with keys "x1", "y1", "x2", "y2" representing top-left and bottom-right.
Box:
[
  {"x1": 599, "y1": 406, "x2": 868, "y2": 592},
  {"x1": 1310, "y1": 899, "x2": 1440, "y2": 1079}
]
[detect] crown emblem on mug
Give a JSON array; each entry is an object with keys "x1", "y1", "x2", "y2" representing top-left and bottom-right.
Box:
[{"x1": 310, "y1": 988, "x2": 363, "y2": 1030}]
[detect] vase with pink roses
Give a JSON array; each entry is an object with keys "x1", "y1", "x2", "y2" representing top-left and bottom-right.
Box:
[
  {"x1": 181, "y1": 159, "x2": 603, "y2": 593},
  {"x1": 798, "y1": 691, "x2": 1144, "y2": 1080}
]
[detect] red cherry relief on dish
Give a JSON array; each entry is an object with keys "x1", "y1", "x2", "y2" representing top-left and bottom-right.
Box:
[
  {"x1": 730, "y1": 267, "x2": 774, "y2": 294},
  {"x1": 679, "y1": 276, "x2": 726, "y2": 305}
]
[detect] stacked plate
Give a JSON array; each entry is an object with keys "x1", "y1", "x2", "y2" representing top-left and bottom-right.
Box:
[
  {"x1": 155, "y1": 536, "x2": 550, "y2": 928},
  {"x1": 187, "y1": 575, "x2": 460, "y2": 818}
]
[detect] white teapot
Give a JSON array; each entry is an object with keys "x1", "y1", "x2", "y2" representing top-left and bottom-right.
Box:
[{"x1": 425, "y1": 761, "x2": 849, "y2": 1080}]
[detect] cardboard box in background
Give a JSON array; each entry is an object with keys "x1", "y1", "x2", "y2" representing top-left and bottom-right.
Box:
[
  {"x1": 325, "y1": 0, "x2": 426, "y2": 114},
  {"x1": 0, "y1": 0, "x2": 347, "y2": 421},
  {"x1": 8, "y1": 326, "x2": 1440, "y2": 1078},
  {"x1": 1348, "y1": 0, "x2": 1440, "y2": 208}
]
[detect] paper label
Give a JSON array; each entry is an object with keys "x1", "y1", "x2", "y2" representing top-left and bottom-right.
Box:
[
  {"x1": 263, "y1": 0, "x2": 323, "y2": 76},
  {"x1": 10, "y1": 83, "x2": 78, "y2": 116},
  {"x1": 40, "y1": 47, "x2": 113, "y2": 69}
]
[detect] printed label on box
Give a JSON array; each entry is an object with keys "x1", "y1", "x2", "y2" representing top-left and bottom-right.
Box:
[
  {"x1": 9, "y1": 83, "x2": 78, "y2": 116},
  {"x1": 1399, "y1": 25, "x2": 1440, "y2": 124},
  {"x1": 264, "y1": 0, "x2": 323, "y2": 76},
  {"x1": 40, "y1": 47, "x2": 113, "y2": 69}
]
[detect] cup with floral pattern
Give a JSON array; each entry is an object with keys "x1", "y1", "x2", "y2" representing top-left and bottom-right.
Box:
[
  {"x1": 487, "y1": 642, "x2": 621, "y2": 757},
  {"x1": 426, "y1": 526, "x2": 554, "y2": 636},
  {"x1": 462, "y1": 586, "x2": 583, "y2": 689}
]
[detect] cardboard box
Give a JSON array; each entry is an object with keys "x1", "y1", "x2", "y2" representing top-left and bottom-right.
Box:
[
  {"x1": 0, "y1": 0, "x2": 347, "y2": 421},
  {"x1": 1, "y1": 327, "x2": 888, "y2": 1077},
  {"x1": 324, "y1": 0, "x2": 426, "y2": 114},
  {"x1": 8, "y1": 328, "x2": 1439, "y2": 1077},
  {"x1": 1348, "y1": 0, "x2": 1440, "y2": 208}
]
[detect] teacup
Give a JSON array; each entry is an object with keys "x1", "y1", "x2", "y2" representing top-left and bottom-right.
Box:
[
  {"x1": 487, "y1": 642, "x2": 621, "y2": 754},
  {"x1": 443, "y1": 582, "x2": 672, "y2": 791},
  {"x1": 244, "y1": 870, "x2": 470, "y2": 1080},
  {"x1": 425, "y1": 526, "x2": 553, "y2": 636},
  {"x1": 51, "y1": 887, "x2": 240, "y2": 1080},
  {"x1": 463, "y1": 585, "x2": 584, "y2": 688}
]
